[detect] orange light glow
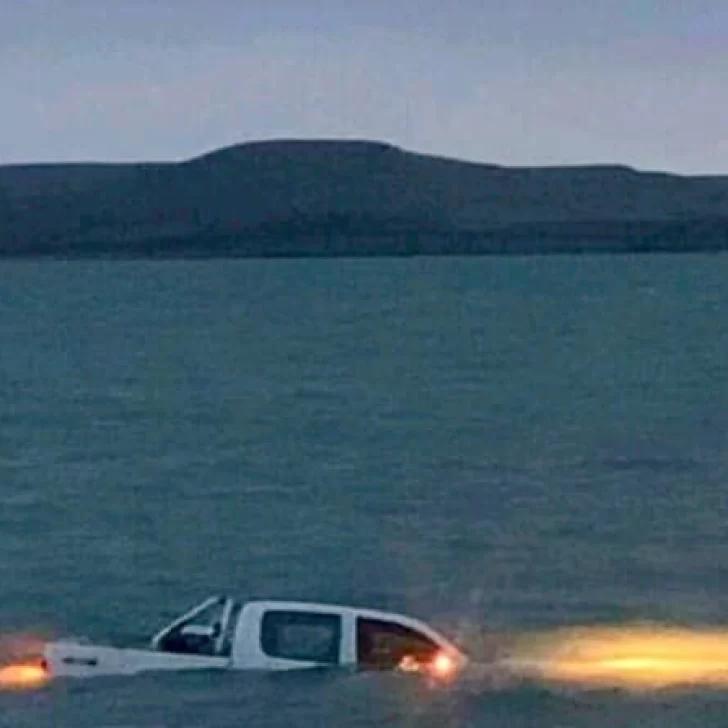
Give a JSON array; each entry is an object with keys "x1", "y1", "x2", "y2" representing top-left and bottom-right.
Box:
[
  {"x1": 0, "y1": 663, "x2": 50, "y2": 690},
  {"x1": 504, "y1": 626, "x2": 728, "y2": 691},
  {"x1": 396, "y1": 652, "x2": 460, "y2": 681},
  {"x1": 430, "y1": 652, "x2": 457, "y2": 679},
  {"x1": 398, "y1": 655, "x2": 420, "y2": 673}
]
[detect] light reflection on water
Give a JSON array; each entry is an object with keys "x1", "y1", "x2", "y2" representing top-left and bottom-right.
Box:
[{"x1": 473, "y1": 624, "x2": 728, "y2": 691}]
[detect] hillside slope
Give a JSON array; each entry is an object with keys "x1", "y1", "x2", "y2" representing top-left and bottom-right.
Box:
[{"x1": 1, "y1": 139, "x2": 727, "y2": 256}]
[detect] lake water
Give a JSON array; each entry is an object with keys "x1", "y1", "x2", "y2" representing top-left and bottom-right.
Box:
[{"x1": 1, "y1": 253, "x2": 727, "y2": 726}]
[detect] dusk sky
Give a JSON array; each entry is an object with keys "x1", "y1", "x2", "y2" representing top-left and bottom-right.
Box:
[{"x1": 1, "y1": 0, "x2": 726, "y2": 173}]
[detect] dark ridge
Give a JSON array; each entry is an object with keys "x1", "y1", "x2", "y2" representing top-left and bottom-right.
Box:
[
  {"x1": 188, "y1": 138, "x2": 403, "y2": 162},
  {"x1": 1, "y1": 138, "x2": 727, "y2": 258}
]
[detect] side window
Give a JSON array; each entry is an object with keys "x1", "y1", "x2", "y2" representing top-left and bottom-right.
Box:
[
  {"x1": 356, "y1": 618, "x2": 439, "y2": 668},
  {"x1": 260, "y1": 611, "x2": 341, "y2": 664}
]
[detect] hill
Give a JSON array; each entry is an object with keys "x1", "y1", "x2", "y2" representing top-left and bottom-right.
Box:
[{"x1": 1, "y1": 139, "x2": 727, "y2": 256}]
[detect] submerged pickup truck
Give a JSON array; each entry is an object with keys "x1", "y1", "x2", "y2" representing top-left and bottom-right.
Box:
[{"x1": 41, "y1": 596, "x2": 467, "y2": 681}]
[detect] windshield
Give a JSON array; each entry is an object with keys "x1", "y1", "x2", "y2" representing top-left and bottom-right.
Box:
[{"x1": 153, "y1": 596, "x2": 234, "y2": 657}]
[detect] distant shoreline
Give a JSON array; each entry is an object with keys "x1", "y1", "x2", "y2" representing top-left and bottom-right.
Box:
[{"x1": 2, "y1": 138, "x2": 727, "y2": 257}]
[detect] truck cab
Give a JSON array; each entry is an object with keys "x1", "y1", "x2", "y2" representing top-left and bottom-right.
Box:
[{"x1": 151, "y1": 596, "x2": 466, "y2": 676}]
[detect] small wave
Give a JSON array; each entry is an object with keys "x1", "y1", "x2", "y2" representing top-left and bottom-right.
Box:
[
  {"x1": 601, "y1": 455, "x2": 699, "y2": 474},
  {"x1": 0, "y1": 491, "x2": 42, "y2": 507}
]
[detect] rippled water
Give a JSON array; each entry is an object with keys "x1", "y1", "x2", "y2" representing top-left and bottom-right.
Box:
[{"x1": 1, "y1": 254, "x2": 727, "y2": 726}]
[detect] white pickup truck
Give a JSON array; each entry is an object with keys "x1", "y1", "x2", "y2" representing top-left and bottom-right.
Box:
[{"x1": 41, "y1": 596, "x2": 467, "y2": 681}]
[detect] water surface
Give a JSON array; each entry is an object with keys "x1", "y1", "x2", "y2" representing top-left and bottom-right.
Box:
[{"x1": 1, "y1": 253, "x2": 727, "y2": 726}]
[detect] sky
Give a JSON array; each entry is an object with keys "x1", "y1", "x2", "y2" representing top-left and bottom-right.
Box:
[{"x1": 1, "y1": 0, "x2": 726, "y2": 173}]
